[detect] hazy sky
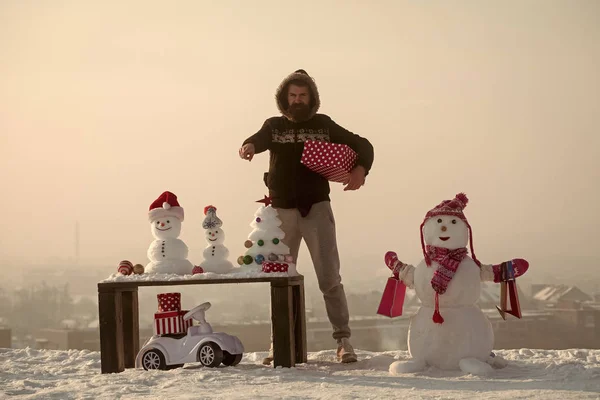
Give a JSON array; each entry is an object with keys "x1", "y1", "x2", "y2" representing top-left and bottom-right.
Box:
[{"x1": 1, "y1": 1, "x2": 599, "y2": 285}]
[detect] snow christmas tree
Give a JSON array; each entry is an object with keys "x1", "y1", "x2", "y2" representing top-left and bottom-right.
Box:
[{"x1": 236, "y1": 196, "x2": 296, "y2": 275}]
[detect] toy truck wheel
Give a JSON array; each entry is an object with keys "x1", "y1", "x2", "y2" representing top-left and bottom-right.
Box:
[
  {"x1": 222, "y1": 352, "x2": 243, "y2": 366},
  {"x1": 142, "y1": 349, "x2": 167, "y2": 370},
  {"x1": 197, "y1": 342, "x2": 223, "y2": 367}
]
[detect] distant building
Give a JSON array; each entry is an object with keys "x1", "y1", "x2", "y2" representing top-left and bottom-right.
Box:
[
  {"x1": 28, "y1": 282, "x2": 600, "y2": 354},
  {"x1": 0, "y1": 327, "x2": 11, "y2": 348},
  {"x1": 478, "y1": 282, "x2": 536, "y2": 310},
  {"x1": 35, "y1": 328, "x2": 100, "y2": 351},
  {"x1": 532, "y1": 284, "x2": 593, "y2": 304}
]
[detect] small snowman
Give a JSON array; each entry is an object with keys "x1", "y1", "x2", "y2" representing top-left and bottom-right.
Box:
[
  {"x1": 145, "y1": 191, "x2": 194, "y2": 275},
  {"x1": 199, "y1": 205, "x2": 234, "y2": 274},
  {"x1": 385, "y1": 193, "x2": 529, "y2": 376}
]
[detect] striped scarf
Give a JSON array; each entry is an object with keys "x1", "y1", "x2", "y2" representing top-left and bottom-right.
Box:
[{"x1": 425, "y1": 245, "x2": 468, "y2": 324}]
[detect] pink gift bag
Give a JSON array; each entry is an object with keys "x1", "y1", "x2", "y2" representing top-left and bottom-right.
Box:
[{"x1": 377, "y1": 277, "x2": 407, "y2": 318}]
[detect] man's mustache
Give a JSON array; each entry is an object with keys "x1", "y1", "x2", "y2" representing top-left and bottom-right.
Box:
[{"x1": 289, "y1": 103, "x2": 308, "y2": 109}]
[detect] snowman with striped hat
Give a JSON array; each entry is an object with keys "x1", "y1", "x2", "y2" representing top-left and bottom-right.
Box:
[
  {"x1": 145, "y1": 191, "x2": 194, "y2": 275},
  {"x1": 198, "y1": 205, "x2": 235, "y2": 274},
  {"x1": 384, "y1": 193, "x2": 529, "y2": 375}
]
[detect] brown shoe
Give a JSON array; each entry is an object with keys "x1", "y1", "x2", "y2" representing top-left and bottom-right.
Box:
[
  {"x1": 337, "y1": 338, "x2": 358, "y2": 363},
  {"x1": 262, "y1": 355, "x2": 273, "y2": 365},
  {"x1": 262, "y1": 344, "x2": 274, "y2": 365}
]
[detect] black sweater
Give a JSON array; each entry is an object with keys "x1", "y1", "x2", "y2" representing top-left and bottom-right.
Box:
[{"x1": 243, "y1": 114, "x2": 374, "y2": 216}]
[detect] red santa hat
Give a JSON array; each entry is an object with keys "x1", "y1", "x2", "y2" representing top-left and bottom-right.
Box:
[
  {"x1": 148, "y1": 191, "x2": 184, "y2": 222},
  {"x1": 419, "y1": 192, "x2": 480, "y2": 266}
]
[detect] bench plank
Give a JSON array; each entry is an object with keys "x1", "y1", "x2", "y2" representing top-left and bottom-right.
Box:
[
  {"x1": 293, "y1": 283, "x2": 307, "y2": 363},
  {"x1": 98, "y1": 275, "x2": 303, "y2": 291},
  {"x1": 99, "y1": 290, "x2": 124, "y2": 373},
  {"x1": 121, "y1": 290, "x2": 139, "y2": 368},
  {"x1": 271, "y1": 284, "x2": 295, "y2": 368}
]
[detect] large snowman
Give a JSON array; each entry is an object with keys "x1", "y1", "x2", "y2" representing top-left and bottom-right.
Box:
[
  {"x1": 145, "y1": 191, "x2": 194, "y2": 275},
  {"x1": 198, "y1": 205, "x2": 235, "y2": 274},
  {"x1": 385, "y1": 193, "x2": 529, "y2": 376}
]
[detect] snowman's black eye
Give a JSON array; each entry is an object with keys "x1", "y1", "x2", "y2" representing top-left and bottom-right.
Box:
[
  {"x1": 215, "y1": 230, "x2": 218, "y2": 233},
  {"x1": 167, "y1": 220, "x2": 170, "y2": 224},
  {"x1": 437, "y1": 218, "x2": 442, "y2": 223},
  {"x1": 156, "y1": 221, "x2": 160, "y2": 225},
  {"x1": 452, "y1": 219, "x2": 457, "y2": 224}
]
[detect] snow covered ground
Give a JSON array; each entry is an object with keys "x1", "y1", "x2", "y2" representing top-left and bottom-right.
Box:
[{"x1": 1, "y1": 348, "x2": 598, "y2": 399}]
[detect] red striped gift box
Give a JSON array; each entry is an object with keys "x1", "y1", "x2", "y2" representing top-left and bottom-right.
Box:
[
  {"x1": 300, "y1": 140, "x2": 357, "y2": 183},
  {"x1": 153, "y1": 310, "x2": 193, "y2": 335}
]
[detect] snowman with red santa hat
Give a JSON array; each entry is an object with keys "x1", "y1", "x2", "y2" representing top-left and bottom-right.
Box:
[
  {"x1": 384, "y1": 193, "x2": 529, "y2": 376},
  {"x1": 145, "y1": 191, "x2": 194, "y2": 275}
]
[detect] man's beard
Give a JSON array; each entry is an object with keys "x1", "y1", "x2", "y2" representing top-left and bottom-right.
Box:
[{"x1": 288, "y1": 103, "x2": 311, "y2": 122}]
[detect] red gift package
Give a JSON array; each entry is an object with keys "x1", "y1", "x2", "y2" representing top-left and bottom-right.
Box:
[
  {"x1": 377, "y1": 277, "x2": 407, "y2": 318},
  {"x1": 261, "y1": 262, "x2": 289, "y2": 273},
  {"x1": 154, "y1": 310, "x2": 193, "y2": 335},
  {"x1": 157, "y1": 292, "x2": 181, "y2": 312},
  {"x1": 301, "y1": 140, "x2": 357, "y2": 183},
  {"x1": 154, "y1": 292, "x2": 193, "y2": 335}
]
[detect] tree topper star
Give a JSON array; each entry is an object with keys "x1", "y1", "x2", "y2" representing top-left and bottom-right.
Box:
[{"x1": 256, "y1": 195, "x2": 272, "y2": 206}]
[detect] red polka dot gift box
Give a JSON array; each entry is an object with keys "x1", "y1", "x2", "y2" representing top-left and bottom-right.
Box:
[
  {"x1": 300, "y1": 140, "x2": 357, "y2": 183},
  {"x1": 157, "y1": 292, "x2": 181, "y2": 312},
  {"x1": 261, "y1": 262, "x2": 289, "y2": 273}
]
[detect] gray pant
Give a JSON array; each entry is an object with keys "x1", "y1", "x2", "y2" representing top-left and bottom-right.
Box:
[{"x1": 275, "y1": 201, "x2": 351, "y2": 340}]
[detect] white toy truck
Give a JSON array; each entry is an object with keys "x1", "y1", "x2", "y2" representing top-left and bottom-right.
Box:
[{"x1": 136, "y1": 302, "x2": 244, "y2": 370}]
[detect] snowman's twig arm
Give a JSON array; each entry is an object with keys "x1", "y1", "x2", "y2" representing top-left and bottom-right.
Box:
[
  {"x1": 396, "y1": 263, "x2": 415, "y2": 289},
  {"x1": 480, "y1": 264, "x2": 495, "y2": 282},
  {"x1": 385, "y1": 252, "x2": 415, "y2": 288},
  {"x1": 482, "y1": 259, "x2": 530, "y2": 283}
]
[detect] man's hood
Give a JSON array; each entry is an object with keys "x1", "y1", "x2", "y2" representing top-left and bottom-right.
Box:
[{"x1": 275, "y1": 69, "x2": 321, "y2": 121}]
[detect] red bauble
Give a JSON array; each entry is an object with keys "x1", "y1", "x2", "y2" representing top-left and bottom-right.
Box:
[{"x1": 192, "y1": 265, "x2": 204, "y2": 275}]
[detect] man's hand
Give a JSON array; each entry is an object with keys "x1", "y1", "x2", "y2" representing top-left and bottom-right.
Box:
[
  {"x1": 239, "y1": 143, "x2": 255, "y2": 161},
  {"x1": 343, "y1": 165, "x2": 366, "y2": 191}
]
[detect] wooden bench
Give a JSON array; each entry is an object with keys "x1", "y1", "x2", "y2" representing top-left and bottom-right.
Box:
[{"x1": 97, "y1": 275, "x2": 307, "y2": 373}]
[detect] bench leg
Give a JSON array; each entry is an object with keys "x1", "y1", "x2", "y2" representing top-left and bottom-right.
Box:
[
  {"x1": 121, "y1": 289, "x2": 139, "y2": 368},
  {"x1": 98, "y1": 290, "x2": 124, "y2": 373},
  {"x1": 293, "y1": 283, "x2": 307, "y2": 364},
  {"x1": 270, "y1": 284, "x2": 295, "y2": 368}
]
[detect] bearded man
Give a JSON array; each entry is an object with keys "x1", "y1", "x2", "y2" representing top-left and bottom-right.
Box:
[{"x1": 239, "y1": 69, "x2": 374, "y2": 364}]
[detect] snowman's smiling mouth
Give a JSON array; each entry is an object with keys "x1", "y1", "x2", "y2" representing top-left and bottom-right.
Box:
[
  {"x1": 157, "y1": 227, "x2": 172, "y2": 231},
  {"x1": 208, "y1": 238, "x2": 217, "y2": 241},
  {"x1": 439, "y1": 237, "x2": 450, "y2": 241}
]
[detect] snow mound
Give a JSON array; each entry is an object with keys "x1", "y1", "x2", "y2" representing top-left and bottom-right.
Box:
[{"x1": 0, "y1": 348, "x2": 598, "y2": 399}]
